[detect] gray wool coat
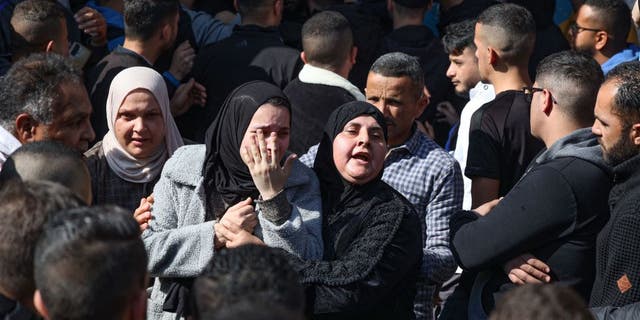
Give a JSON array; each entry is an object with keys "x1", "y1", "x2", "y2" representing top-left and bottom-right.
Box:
[{"x1": 143, "y1": 145, "x2": 323, "y2": 320}]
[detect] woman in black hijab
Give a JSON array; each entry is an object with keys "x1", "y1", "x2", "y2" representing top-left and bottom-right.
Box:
[
  {"x1": 143, "y1": 81, "x2": 323, "y2": 320},
  {"x1": 294, "y1": 101, "x2": 423, "y2": 319}
]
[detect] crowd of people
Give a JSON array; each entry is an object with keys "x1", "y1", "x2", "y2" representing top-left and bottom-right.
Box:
[{"x1": 2, "y1": 0, "x2": 640, "y2": 319}]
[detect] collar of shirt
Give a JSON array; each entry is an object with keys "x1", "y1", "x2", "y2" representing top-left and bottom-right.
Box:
[
  {"x1": 387, "y1": 126, "x2": 421, "y2": 159},
  {"x1": 469, "y1": 82, "x2": 495, "y2": 101},
  {"x1": 114, "y1": 46, "x2": 153, "y2": 66}
]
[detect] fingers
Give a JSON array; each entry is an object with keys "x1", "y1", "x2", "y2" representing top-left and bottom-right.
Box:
[
  {"x1": 241, "y1": 145, "x2": 254, "y2": 167},
  {"x1": 257, "y1": 129, "x2": 269, "y2": 163},
  {"x1": 192, "y1": 81, "x2": 207, "y2": 106},
  {"x1": 508, "y1": 271, "x2": 525, "y2": 285},
  {"x1": 522, "y1": 254, "x2": 550, "y2": 273},
  {"x1": 74, "y1": 7, "x2": 94, "y2": 23},
  {"x1": 510, "y1": 268, "x2": 543, "y2": 284},
  {"x1": 268, "y1": 132, "x2": 278, "y2": 167},
  {"x1": 228, "y1": 197, "x2": 252, "y2": 209},
  {"x1": 248, "y1": 133, "x2": 262, "y2": 163},
  {"x1": 133, "y1": 198, "x2": 152, "y2": 231},
  {"x1": 282, "y1": 153, "x2": 297, "y2": 177}
]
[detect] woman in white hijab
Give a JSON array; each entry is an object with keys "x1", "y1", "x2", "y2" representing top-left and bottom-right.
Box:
[{"x1": 85, "y1": 66, "x2": 183, "y2": 212}]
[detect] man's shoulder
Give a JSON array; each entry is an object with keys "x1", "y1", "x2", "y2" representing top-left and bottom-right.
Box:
[
  {"x1": 87, "y1": 50, "x2": 147, "y2": 85},
  {"x1": 480, "y1": 90, "x2": 519, "y2": 111},
  {"x1": 392, "y1": 131, "x2": 458, "y2": 171},
  {"x1": 285, "y1": 79, "x2": 355, "y2": 101}
]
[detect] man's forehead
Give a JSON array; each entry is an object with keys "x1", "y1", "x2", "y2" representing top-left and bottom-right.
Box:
[
  {"x1": 56, "y1": 82, "x2": 91, "y2": 115},
  {"x1": 367, "y1": 74, "x2": 414, "y2": 91}
]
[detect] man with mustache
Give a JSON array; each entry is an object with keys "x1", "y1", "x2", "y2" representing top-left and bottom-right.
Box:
[{"x1": 364, "y1": 52, "x2": 463, "y2": 320}]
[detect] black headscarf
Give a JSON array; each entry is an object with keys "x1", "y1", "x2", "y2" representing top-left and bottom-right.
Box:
[
  {"x1": 313, "y1": 101, "x2": 389, "y2": 254},
  {"x1": 202, "y1": 81, "x2": 290, "y2": 219}
]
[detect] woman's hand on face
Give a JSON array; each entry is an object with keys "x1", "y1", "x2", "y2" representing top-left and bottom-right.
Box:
[
  {"x1": 220, "y1": 197, "x2": 258, "y2": 233},
  {"x1": 241, "y1": 129, "x2": 296, "y2": 200},
  {"x1": 214, "y1": 222, "x2": 265, "y2": 249}
]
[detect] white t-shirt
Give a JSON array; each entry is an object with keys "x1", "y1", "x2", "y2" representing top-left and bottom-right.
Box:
[{"x1": 453, "y1": 82, "x2": 495, "y2": 210}]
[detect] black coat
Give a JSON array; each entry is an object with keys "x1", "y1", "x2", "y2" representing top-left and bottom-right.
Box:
[
  {"x1": 290, "y1": 101, "x2": 422, "y2": 320},
  {"x1": 186, "y1": 25, "x2": 302, "y2": 142},
  {"x1": 590, "y1": 153, "x2": 640, "y2": 307},
  {"x1": 284, "y1": 79, "x2": 357, "y2": 155},
  {"x1": 451, "y1": 131, "x2": 611, "y2": 312}
]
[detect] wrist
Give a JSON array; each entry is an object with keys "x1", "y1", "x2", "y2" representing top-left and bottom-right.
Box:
[
  {"x1": 163, "y1": 71, "x2": 181, "y2": 87},
  {"x1": 213, "y1": 226, "x2": 224, "y2": 250}
]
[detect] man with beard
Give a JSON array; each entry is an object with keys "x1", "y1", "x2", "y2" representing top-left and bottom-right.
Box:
[
  {"x1": 569, "y1": 0, "x2": 640, "y2": 74},
  {"x1": 590, "y1": 60, "x2": 640, "y2": 308}
]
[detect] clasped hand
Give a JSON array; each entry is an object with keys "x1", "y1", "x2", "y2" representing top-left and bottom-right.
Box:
[
  {"x1": 214, "y1": 197, "x2": 262, "y2": 249},
  {"x1": 240, "y1": 129, "x2": 296, "y2": 200}
]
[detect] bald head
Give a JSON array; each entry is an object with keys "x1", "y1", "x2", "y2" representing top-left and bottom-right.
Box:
[
  {"x1": 0, "y1": 141, "x2": 92, "y2": 205},
  {"x1": 476, "y1": 3, "x2": 536, "y2": 65}
]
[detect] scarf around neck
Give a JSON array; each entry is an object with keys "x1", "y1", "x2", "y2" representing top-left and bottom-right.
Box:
[{"x1": 101, "y1": 66, "x2": 183, "y2": 183}]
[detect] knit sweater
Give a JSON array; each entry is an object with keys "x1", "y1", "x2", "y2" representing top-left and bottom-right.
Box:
[{"x1": 590, "y1": 152, "x2": 640, "y2": 307}]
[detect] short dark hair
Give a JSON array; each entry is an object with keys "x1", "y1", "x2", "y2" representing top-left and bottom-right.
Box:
[
  {"x1": 236, "y1": 0, "x2": 274, "y2": 20},
  {"x1": 0, "y1": 53, "x2": 81, "y2": 132},
  {"x1": 490, "y1": 284, "x2": 593, "y2": 320},
  {"x1": 0, "y1": 141, "x2": 91, "y2": 204},
  {"x1": 302, "y1": 11, "x2": 353, "y2": 71},
  {"x1": 369, "y1": 52, "x2": 424, "y2": 99},
  {"x1": 392, "y1": 0, "x2": 432, "y2": 18},
  {"x1": 123, "y1": 0, "x2": 179, "y2": 41},
  {"x1": 442, "y1": 19, "x2": 476, "y2": 55},
  {"x1": 535, "y1": 51, "x2": 603, "y2": 125},
  {"x1": 477, "y1": 3, "x2": 536, "y2": 64},
  {"x1": 10, "y1": 0, "x2": 66, "y2": 59},
  {"x1": 0, "y1": 180, "x2": 84, "y2": 301},
  {"x1": 34, "y1": 206, "x2": 148, "y2": 320},
  {"x1": 604, "y1": 61, "x2": 640, "y2": 124},
  {"x1": 192, "y1": 245, "x2": 305, "y2": 319},
  {"x1": 584, "y1": 0, "x2": 631, "y2": 47}
]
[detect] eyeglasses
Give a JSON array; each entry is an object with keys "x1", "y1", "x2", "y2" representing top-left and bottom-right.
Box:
[
  {"x1": 569, "y1": 22, "x2": 603, "y2": 35},
  {"x1": 522, "y1": 86, "x2": 558, "y2": 104}
]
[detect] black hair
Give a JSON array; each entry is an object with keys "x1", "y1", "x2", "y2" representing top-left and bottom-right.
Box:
[
  {"x1": 490, "y1": 284, "x2": 594, "y2": 320},
  {"x1": 0, "y1": 180, "x2": 84, "y2": 301},
  {"x1": 477, "y1": 3, "x2": 536, "y2": 64},
  {"x1": 584, "y1": 0, "x2": 631, "y2": 47},
  {"x1": 34, "y1": 205, "x2": 148, "y2": 320},
  {"x1": 442, "y1": 19, "x2": 476, "y2": 55},
  {"x1": 192, "y1": 245, "x2": 304, "y2": 319},
  {"x1": 0, "y1": 53, "x2": 81, "y2": 132},
  {"x1": 123, "y1": 0, "x2": 179, "y2": 41},
  {"x1": 10, "y1": 0, "x2": 66, "y2": 60},
  {"x1": 605, "y1": 61, "x2": 640, "y2": 124},
  {"x1": 301, "y1": 10, "x2": 353, "y2": 72},
  {"x1": 235, "y1": 0, "x2": 275, "y2": 20},
  {"x1": 369, "y1": 52, "x2": 424, "y2": 98},
  {"x1": 535, "y1": 50, "x2": 603, "y2": 125}
]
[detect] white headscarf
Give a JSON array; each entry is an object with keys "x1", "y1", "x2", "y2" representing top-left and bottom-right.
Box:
[{"x1": 101, "y1": 66, "x2": 183, "y2": 183}]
